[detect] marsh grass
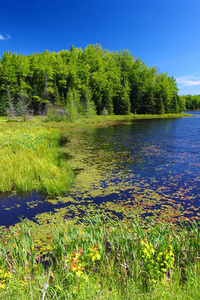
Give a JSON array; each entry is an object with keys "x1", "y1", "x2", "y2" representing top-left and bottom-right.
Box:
[
  {"x1": 0, "y1": 124, "x2": 73, "y2": 195},
  {"x1": 0, "y1": 115, "x2": 198, "y2": 299},
  {"x1": 0, "y1": 215, "x2": 200, "y2": 299}
]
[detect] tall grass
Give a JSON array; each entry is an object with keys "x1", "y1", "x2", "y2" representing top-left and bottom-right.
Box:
[
  {"x1": 0, "y1": 124, "x2": 73, "y2": 195},
  {"x1": 0, "y1": 215, "x2": 200, "y2": 299}
]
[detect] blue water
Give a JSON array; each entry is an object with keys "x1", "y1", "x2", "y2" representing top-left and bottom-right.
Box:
[{"x1": 0, "y1": 112, "x2": 200, "y2": 226}]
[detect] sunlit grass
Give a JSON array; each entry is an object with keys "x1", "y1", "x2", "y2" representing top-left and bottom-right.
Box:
[
  {"x1": 0, "y1": 123, "x2": 73, "y2": 195},
  {"x1": 0, "y1": 215, "x2": 200, "y2": 299},
  {"x1": 38, "y1": 112, "x2": 192, "y2": 128},
  {"x1": 0, "y1": 114, "x2": 197, "y2": 298}
]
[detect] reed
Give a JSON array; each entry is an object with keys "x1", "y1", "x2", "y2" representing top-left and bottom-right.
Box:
[{"x1": 0, "y1": 215, "x2": 200, "y2": 299}]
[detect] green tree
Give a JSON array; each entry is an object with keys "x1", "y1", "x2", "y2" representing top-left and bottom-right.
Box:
[
  {"x1": 84, "y1": 86, "x2": 96, "y2": 118},
  {"x1": 0, "y1": 45, "x2": 180, "y2": 117},
  {"x1": 65, "y1": 89, "x2": 79, "y2": 121}
]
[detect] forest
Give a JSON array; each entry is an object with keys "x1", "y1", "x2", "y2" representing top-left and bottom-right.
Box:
[
  {"x1": 0, "y1": 45, "x2": 200, "y2": 299},
  {"x1": 179, "y1": 94, "x2": 200, "y2": 110},
  {"x1": 0, "y1": 44, "x2": 185, "y2": 119}
]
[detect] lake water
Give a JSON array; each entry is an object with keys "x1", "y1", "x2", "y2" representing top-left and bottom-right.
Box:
[{"x1": 1, "y1": 112, "x2": 200, "y2": 227}]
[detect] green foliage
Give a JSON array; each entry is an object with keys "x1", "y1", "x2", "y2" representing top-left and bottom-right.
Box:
[
  {"x1": 140, "y1": 239, "x2": 174, "y2": 283},
  {"x1": 0, "y1": 216, "x2": 200, "y2": 299},
  {"x1": 0, "y1": 268, "x2": 12, "y2": 290},
  {"x1": 101, "y1": 107, "x2": 109, "y2": 116},
  {"x1": 65, "y1": 89, "x2": 80, "y2": 121},
  {"x1": 84, "y1": 86, "x2": 97, "y2": 118},
  {"x1": 180, "y1": 94, "x2": 200, "y2": 110},
  {"x1": 46, "y1": 106, "x2": 66, "y2": 122},
  {"x1": 0, "y1": 45, "x2": 180, "y2": 119}
]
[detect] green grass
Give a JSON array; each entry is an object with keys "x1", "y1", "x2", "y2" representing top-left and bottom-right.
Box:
[
  {"x1": 0, "y1": 112, "x2": 191, "y2": 196},
  {"x1": 0, "y1": 114, "x2": 197, "y2": 298},
  {"x1": 0, "y1": 215, "x2": 200, "y2": 299},
  {"x1": 35, "y1": 112, "x2": 192, "y2": 128},
  {"x1": 73, "y1": 113, "x2": 190, "y2": 127},
  {"x1": 0, "y1": 122, "x2": 73, "y2": 195}
]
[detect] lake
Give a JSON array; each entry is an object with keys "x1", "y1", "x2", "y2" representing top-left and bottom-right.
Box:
[{"x1": 1, "y1": 112, "x2": 200, "y2": 227}]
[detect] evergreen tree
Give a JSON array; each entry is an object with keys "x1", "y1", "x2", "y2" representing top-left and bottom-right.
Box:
[
  {"x1": 65, "y1": 89, "x2": 79, "y2": 121},
  {"x1": 84, "y1": 87, "x2": 96, "y2": 118},
  {"x1": 0, "y1": 45, "x2": 180, "y2": 118}
]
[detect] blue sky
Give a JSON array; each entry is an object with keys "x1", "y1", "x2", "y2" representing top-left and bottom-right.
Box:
[{"x1": 0, "y1": 0, "x2": 200, "y2": 95}]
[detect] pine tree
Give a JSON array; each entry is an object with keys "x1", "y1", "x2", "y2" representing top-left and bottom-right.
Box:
[
  {"x1": 65, "y1": 89, "x2": 78, "y2": 122},
  {"x1": 84, "y1": 87, "x2": 96, "y2": 118}
]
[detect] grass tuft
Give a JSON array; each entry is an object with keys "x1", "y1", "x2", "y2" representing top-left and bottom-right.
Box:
[{"x1": 0, "y1": 124, "x2": 74, "y2": 195}]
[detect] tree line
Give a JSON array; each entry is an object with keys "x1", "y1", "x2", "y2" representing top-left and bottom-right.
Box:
[
  {"x1": 179, "y1": 95, "x2": 200, "y2": 110},
  {"x1": 0, "y1": 44, "x2": 185, "y2": 119}
]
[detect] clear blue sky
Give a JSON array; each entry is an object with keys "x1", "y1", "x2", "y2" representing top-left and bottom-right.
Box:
[{"x1": 1, "y1": 0, "x2": 200, "y2": 95}]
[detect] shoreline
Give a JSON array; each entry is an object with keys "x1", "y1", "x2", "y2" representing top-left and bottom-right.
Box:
[{"x1": 41, "y1": 112, "x2": 193, "y2": 129}]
